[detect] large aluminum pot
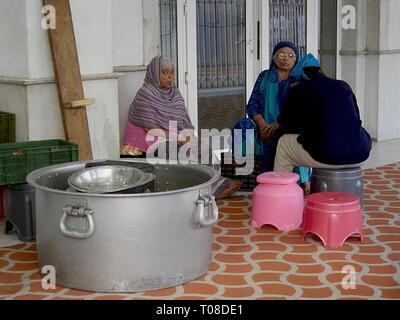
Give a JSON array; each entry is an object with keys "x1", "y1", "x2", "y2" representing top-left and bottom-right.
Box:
[{"x1": 27, "y1": 159, "x2": 220, "y2": 293}]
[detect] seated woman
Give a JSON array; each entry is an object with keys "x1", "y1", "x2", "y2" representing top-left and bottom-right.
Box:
[
  {"x1": 123, "y1": 55, "x2": 241, "y2": 199},
  {"x1": 246, "y1": 41, "x2": 312, "y2": 193}
]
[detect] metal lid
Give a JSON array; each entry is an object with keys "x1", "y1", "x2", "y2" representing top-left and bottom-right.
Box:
[{"x1": 67, "y1": 165, "x2": 154, "y2": 194}]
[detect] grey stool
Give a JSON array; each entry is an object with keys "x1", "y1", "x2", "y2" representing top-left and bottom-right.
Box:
[
  {"x1": 4, "y1": 184, "x2": 36, "y2": 242},
  {"x1": 310, "y1": 167, "x2": 364, "y2": 207}
]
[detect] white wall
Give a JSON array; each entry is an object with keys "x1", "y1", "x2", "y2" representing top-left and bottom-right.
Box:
[
  {"x1": 23, "y1": 0, "x2": 114, "y2": 78},
  {"x1": 25, "y1": 0, "x2": 54, "y2": 79},
  {"x1": 70, "y1": 0, "x2": 114, "y2": 75},
  {"x1": 112, "y1": 0, "x2": 143, "y2": 67},
  {"x1": 142, "y1": 0, "x2": 161, "y2": 66},
  {"x1": 0, "y1": 0, "x2": 29, "y2": 78},
  {"x1": 113, "y1": 0, "x2": 160, "y2": 144},
  {"x1": 117, "y1": 70, "x2": 146, "y2": 145},
  {"x1": 26, "y1": 84, "x2": 64, "y2": 140},
  {"x1": 0, "y1": 0, "x2": 120, "y2": 159},
  {"x1": 85, "y1": 79, "x2": 120, "y2": 159},
  {"x1": 0, "y1": 85, "x2": 28, "y2": 141}
]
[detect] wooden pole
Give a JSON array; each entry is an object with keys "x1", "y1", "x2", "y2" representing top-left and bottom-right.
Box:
[{"x1": 43, "y1": 0, "x2": 93, "y2": 160}]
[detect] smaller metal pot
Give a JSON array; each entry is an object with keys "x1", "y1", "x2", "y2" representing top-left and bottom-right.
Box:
[{"x1": 68, "y1": 165, "x2": 155, "y2": 194}]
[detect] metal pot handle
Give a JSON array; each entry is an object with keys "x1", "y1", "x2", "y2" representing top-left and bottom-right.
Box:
[
  {"x1": 59, "y1": 205, "x2": 95, "y2": 239},
  {"x1": 196, "y1": 195, "x2": 219, "y2": 227}
]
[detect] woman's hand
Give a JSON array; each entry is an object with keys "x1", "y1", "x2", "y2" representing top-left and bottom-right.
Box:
[
  {"x1": 178, "y1": 136, "x2": 190, "y2": 146},
  {"x1": 261, "y1": 123, "x2": 280, "y2": 142}
]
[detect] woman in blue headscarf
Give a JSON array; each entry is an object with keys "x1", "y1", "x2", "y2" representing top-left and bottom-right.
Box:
[{"x1": 246, "y1": 42, "x2": 316, "y2": 191}]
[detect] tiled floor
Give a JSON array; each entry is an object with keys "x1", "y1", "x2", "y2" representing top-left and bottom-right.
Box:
[
  {"x1": 0, "y1": 139, "x2": 399, "y2": 300},
  {"x1": 0, "y1": 162, "x2": 399, "y2": 300},
  {"x1": 198, "y1": 94, "x2": 245, "y2": 132},
  {"x1": 0, "y1": 219, "x2": 20, "y2": 248},
  {"x1": 363, "y1": 139, "x2": 400, "y2": 170}
]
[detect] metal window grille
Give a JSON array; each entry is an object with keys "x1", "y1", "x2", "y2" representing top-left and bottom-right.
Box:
[
  {"x1": 196, "y1": 0, "x2": 246, "y2": 89},
  {"x1": 159, "y1": 0, "x2": 307, "y2": 90},
  {"x1": 159, "y1": 0, "x2": 178, "y2": 75},
  {"x1": 269, "y1": 0, "x2": 307, "y2": 58}
]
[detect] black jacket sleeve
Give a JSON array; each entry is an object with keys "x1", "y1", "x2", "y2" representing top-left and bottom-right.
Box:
[{"x1": 276, "y1": 83, "x2": 307, "y2": 137}]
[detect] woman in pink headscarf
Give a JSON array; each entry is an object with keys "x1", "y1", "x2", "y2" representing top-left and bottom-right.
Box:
[{"x1": 123, "y1": 55, "x2": 241, "y2": 199}]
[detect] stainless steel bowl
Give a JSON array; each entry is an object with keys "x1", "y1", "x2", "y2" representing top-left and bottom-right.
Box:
[{"x1": 67, "y1": 165, "x2": 155, "y2": 194}]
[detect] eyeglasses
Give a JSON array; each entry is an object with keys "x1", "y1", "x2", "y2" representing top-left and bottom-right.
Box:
[{"x1": 277, "y1": 52, "x2": 296, "y2": 59}]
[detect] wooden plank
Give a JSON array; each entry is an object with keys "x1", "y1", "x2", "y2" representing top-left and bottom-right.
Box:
[
  {"x1": 64, "y1": 98, "x2": 96, "y2": 109},
  {"x1": 43, "y1": 0, "x2": 93, "y2": 160}
]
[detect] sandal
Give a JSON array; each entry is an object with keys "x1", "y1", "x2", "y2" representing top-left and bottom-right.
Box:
[{"x1": 216, "y1": 180, "x2": 242, "y2": 200}]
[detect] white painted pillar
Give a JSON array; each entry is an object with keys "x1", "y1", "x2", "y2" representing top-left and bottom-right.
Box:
[
  {"x1": 376, "y1": 0, "x2": 400, "y2": 141},
  {"x1": 113, "y1": 0, "x2": 161, "y2": 145},
  {"x1": 338, "y1": 0, "x2": 400, "y2": 141}
]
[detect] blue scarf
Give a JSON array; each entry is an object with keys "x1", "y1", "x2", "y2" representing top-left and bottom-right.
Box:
[
  {"x1": 259, "y1": 65, "x2": 294, "y2": 124},
  {"x1": 290, "y1": 53, "x2": 321, "y2": 81}
]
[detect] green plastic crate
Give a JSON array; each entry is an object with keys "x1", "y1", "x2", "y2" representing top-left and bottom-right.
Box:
[
  {"x1": 0, "y1": 111, "x2": 16, "y2": 143},
  {"x1": 0, "y1": 139, "x2": 78, "y2": 185}
]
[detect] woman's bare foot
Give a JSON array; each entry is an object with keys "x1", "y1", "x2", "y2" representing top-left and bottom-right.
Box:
[{"x1": 302, "y1": 182, "x2": 311, "y2": 195}]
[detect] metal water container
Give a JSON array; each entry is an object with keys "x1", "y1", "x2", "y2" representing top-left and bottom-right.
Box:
[{"x1": 310, "y1": 167, "x2": 364, "y2": 207}]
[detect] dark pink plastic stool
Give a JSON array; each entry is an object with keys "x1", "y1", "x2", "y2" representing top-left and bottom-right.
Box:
[
  {"x1": 251, "y1": 172, "x2": 304, "y2": 231},
  {"x1": 302, "y1": 192, "x2": 363, "y2": 248}
]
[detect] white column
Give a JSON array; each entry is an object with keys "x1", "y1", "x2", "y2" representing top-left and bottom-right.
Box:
[
  {"x1": 376, "y1": 0, "x2": 400, "y2": 141},
  {"x1": 339, "y1": 0, "x2": 400, "y2": 141},
  {"x1": 307, "y1": 0, "x2": 320, "y2": 58},
  {"x1": 339, "y1": 0, "x2": 367, "y2": 123}
]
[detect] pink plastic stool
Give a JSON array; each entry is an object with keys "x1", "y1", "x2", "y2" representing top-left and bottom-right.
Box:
[
  {"x1": 302, "y1": 192, "x2": 363, "y2": 248},
  {"x1": 251, "y1": 172, "x2": 304, "y2": 231}
]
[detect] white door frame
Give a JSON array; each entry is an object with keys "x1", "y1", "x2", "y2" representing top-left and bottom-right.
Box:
[
  {"x1": 247, "y1": 0, "x2": 320, "y2": 102},
  {"x1": 336, "y1": 0, "x2": 342, "y2": 79},
  {"x1": 176, "y1": 0, "x2": 321, "y2": 126},
  {"x1": 176, "y1": 0, "x2": 198, "y2": 133},
  {"x1": 261, "y1": 0, "x2": 270, "y2": 71},
  {"x1": 307, "y1": 0, "x2": 320, "y2": 58},
  {"x1": 246, "y1": 0, "x2": 270, "y2": 103},
  {"x1": 256, "y1": 0, "x2": 320, "y2": 71},
  {"x1": 246, "y1": 0, "x2": 256, "y2": 103},
  {"x1": 177, "y1": 0, "x2": 260, "y2": 128}
]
